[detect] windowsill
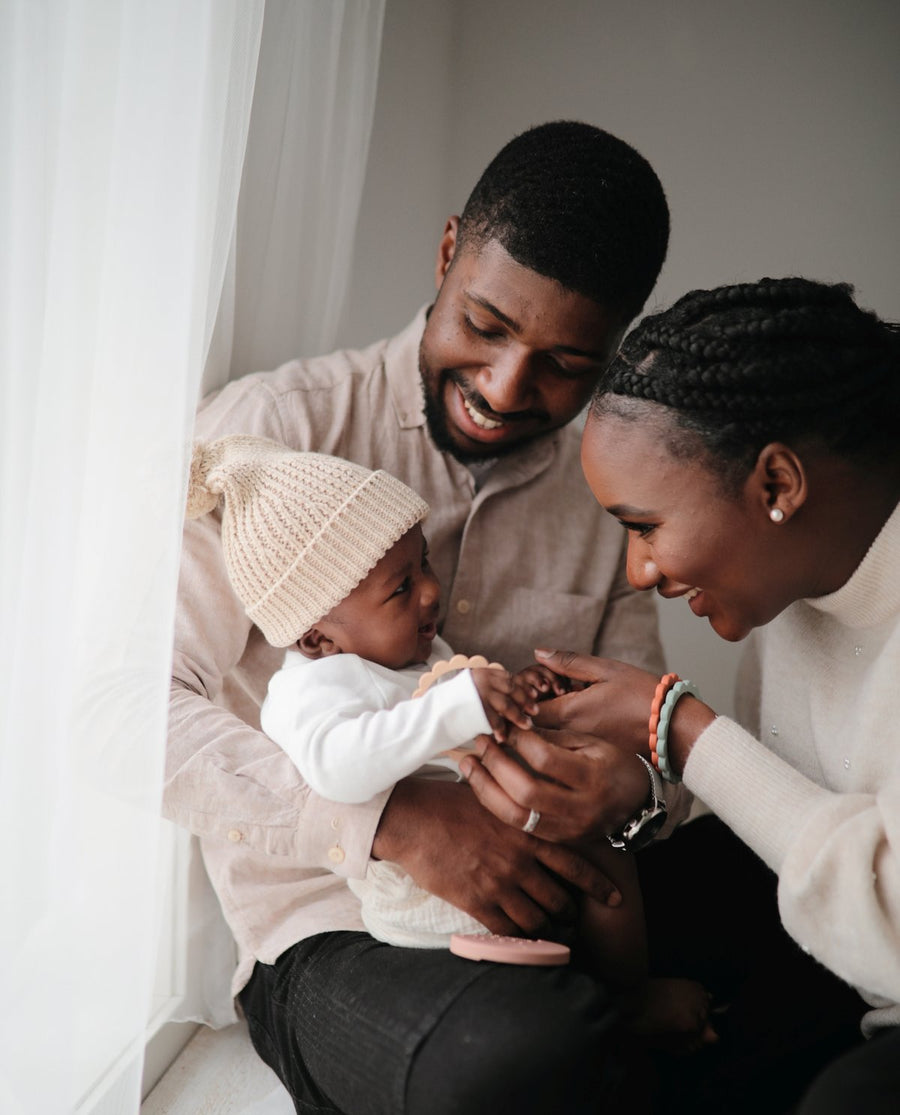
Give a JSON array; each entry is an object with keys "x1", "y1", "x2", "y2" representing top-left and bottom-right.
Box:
[{"x1": 141, "y1": 1020, "x2": 291, "y2": 1114}]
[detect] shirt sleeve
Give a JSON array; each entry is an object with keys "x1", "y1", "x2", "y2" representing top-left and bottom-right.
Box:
[
  {"x1": 261, "y1": 659, "x2": 491, "y2": 803},
  {"x1": 166, "y1": 376, "x2": 387, "y2": 879},
  {"x1": 684, "y1": 716, "x2": 900, "y2": 1004}
]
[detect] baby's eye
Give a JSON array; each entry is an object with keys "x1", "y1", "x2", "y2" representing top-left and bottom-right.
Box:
[{"x1": 390, "y1": 577, "x2": 411, "y2": 599}]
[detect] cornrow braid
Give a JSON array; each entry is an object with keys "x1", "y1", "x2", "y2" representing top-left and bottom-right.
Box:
[
  {"x1": 457, "y1": 121, "x2": 669, "y2": 319},
  {"x1": 593, "y1": 277, "x2": 900, "y2": 489}
]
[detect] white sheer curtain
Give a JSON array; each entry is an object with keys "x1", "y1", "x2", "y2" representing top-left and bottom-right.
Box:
[
  {"x1": 0, "y1": 2, "x2": 264, "y2": 1112},
  {"x1": 0, "y1": 0, "x2": 385, "y2": 1110},
  {"x1": 207, "y1": 0, "x2": 386, "y2": 392}
]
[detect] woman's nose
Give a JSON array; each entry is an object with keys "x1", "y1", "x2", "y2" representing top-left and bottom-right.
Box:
[{"x1": 626, "y1": 537, "x2": 661, "y2": 591}]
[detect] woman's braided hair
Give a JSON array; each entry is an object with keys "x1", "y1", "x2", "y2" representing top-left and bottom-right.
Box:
[{"x1": 593, "y1": 277, "x2": 900, "y2": 491}]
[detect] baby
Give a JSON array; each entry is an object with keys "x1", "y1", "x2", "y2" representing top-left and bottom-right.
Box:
[{"x1": 187, "y1": 434, "x2": 712, "y2": 1043}]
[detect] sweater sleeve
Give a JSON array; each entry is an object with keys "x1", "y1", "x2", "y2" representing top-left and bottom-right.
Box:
[
  {"x1": 262, "y1": 658, "x2": 491, "y2": 804},
  {"x1": 684, "y1": 717, "x2": 900, "y2": 1003}
]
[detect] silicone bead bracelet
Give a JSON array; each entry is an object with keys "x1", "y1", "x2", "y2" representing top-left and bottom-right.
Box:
[
  {"x1": 655, "y1": 679, "x2": 700, "y2": 784},
  {"x1": 648, "y1": 672, "x2": 679, "y2": 770}
]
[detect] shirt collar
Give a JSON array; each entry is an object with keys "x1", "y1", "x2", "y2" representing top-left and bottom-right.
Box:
[{"x1": 384, "y1": 305, "x2": 429, "y2": 430}]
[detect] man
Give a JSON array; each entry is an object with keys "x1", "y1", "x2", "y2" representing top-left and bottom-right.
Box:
[{"x1": 169, "y1": 120, "x2": 674, "y2": 1113}]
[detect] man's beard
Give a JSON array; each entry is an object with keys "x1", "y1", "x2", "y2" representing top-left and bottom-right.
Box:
[{"x1": 419, "y1": 357, "x2": 529, "y2": 466}]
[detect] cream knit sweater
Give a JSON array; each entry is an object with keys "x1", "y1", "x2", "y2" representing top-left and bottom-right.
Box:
[{"x1": 684, "y1": 501, "x2": 900, "y2": 1035}]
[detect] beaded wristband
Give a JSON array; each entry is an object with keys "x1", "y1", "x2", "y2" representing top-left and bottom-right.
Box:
[
  {"x1": 648, "y1": 672, "x2": 679, "y2": 771},
  {"x1": 411, "y1": 653, "x2": 505, "y2": 698},
  {"x1": 655, "y1": 679, "x2": 700, "y2": 784}
]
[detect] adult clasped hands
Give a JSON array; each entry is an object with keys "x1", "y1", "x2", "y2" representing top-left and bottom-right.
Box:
[{"x1": 459, "y1": 647, "x2": 678, "y2": 844}]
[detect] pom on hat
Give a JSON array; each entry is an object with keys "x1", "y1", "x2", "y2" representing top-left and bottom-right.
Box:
[{"x1": 185, "y1": 441, "x2": 222, "y2": 519}]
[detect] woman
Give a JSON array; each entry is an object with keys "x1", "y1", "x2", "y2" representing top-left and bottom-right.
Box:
[{"x1": 459, "y1": 278, "x2": 900, "y2": 1114}]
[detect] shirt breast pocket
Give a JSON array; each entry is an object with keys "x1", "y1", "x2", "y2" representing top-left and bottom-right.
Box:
[{"x1": 491, "y1": 587, "x2": 607, "y2": 672}]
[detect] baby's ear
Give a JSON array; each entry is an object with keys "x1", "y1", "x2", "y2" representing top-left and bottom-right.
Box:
[{"x1": 297, "y1": 628, "x2": 340, "y2": 659}]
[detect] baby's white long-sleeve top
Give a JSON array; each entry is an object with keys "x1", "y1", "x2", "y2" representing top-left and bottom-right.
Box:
[{"x1": 260, "y1": 636, "x2": 492, "y2": 804}]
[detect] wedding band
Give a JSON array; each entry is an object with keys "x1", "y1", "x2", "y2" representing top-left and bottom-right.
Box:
[{"x1": 522, "y1": 809, "x2": 540, "y2": 834}]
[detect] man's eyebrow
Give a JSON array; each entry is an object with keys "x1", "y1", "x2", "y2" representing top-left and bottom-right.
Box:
[
  {"x1": 467, "y1": 292, "x2": 520, "y2": 332},
  {"x1": 467, "y1": 292, "x2": 610, "y2": 362}
]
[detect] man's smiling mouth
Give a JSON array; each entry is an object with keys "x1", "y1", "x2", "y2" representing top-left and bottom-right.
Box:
[{"x1": 462, "y1": 395, "x2": 504, "y2": 430}]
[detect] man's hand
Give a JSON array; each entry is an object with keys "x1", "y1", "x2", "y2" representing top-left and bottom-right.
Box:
[
  {"x1": 458, "y1": 728, "x2": 651, "y2": 844},
  {"x1": 372, "y1": 777, "x2": 621, "y2": 937}
]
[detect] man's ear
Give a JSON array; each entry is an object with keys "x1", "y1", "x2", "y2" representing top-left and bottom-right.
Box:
[
  {"x1": 296, "y1": 627, "x2": 340, "y2": 659},
  {"x1": 434, "y1": 216, "x2": 459, "y2": 289},
  {"x1": 750, "y1": 442, "x2": 808, "y2": 523}
]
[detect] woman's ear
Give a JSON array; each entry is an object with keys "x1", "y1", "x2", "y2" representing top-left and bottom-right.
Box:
[
  {"x1": 434, "y1": 216, "x2": 459, "y2": 289},
  {"x1": 751, "y1": 442, "x2": 808, "y2": 524},
  {"x1": 297, "y1": 627, "x2": 340, "y2": 659}
]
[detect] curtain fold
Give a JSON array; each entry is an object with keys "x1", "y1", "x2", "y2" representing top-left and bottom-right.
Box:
[
  {"x1": 206, "y1": 0, "x2": 386, "y2": 392},
  {"x1": 0, "y1": 2, "x2": 264, "y2": 1111}
]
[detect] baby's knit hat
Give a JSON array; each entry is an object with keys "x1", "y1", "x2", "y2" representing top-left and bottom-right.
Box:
[{"x1": 186, "y1": 435, "x2": 429, "y2": 647}]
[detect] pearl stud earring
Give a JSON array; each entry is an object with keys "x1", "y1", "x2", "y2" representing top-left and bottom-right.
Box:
[{"x1": 770, "y1": 507, "x2": 784, "y2": 523}]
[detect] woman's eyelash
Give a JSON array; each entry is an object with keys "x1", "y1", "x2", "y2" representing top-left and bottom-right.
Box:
[{"x1": 621, "y1": 520, "x2": 655, "y2": 537}]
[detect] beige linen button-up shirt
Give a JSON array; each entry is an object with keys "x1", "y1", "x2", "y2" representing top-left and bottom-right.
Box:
[{"x1": 168, "y1": 308, "x2": 667, "y2": 993}]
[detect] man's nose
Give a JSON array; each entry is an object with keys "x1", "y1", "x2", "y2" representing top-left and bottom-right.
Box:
[{"x1": 474, "y1": 345, "x2": 536, "y2": 414}]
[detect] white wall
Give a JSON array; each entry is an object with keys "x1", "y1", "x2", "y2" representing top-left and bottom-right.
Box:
[{"x1": 340, "y1": 0, "x2": 900, "y2": 715}]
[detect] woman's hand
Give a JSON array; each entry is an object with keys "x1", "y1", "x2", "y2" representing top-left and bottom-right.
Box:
[
  {"x1": 530, "y1": 649, "x2": 660, "y2": 751},
  {"x1": 458, "y1": 727, "x2": 652, "y2": 844}
]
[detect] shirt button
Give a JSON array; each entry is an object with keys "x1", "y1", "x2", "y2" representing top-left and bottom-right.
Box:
[
  {"x1": 456, "y1": 599, "x2": 470, "y2": 615},
  {"x1": 227, "y1": 829, "x2": 243, "y2": 843},
  {"x1": 328, "y1": 845, "x2": 345, "y2": 864}
]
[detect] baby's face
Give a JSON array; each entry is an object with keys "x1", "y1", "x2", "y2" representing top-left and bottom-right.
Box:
[{"x1": 315, "y1": 524, "x2": 441, "y2": 668}]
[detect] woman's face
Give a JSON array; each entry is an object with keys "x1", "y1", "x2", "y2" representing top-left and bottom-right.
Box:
[{"x1": 581, "y1": 408, "x2": 796, "y2": 642}]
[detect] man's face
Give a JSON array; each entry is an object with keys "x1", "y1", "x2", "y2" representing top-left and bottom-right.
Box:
[{"x1": 419, "y1": 224, "x2": 627, "y2": 462}]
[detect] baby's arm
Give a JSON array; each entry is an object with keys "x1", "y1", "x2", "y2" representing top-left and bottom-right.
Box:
[{"x1": 262, "y1": 657, "x2": 492, "y2": 803}]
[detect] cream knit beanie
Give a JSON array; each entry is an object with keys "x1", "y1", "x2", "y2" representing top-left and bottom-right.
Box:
[{"x1": 186, "y1": 435, "x2": 429, "y2": 647}]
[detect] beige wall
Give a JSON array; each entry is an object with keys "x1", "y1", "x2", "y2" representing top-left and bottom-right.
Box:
[{"x1": 340, "y1": 0, "x2": 900, "y2": 714}]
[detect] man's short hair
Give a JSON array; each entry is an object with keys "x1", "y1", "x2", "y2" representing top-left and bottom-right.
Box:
[{"x1": 458, "y1": 120, "x2": 669, "y2": 319}]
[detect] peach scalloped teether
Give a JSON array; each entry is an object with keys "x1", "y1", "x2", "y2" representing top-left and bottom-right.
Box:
[{"x1": 412, "y1": 654, "x2": 505, "y2": 698}]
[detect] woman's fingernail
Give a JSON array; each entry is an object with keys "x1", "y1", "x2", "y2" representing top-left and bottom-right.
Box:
[{"x1": 535, "y1": 648, "x2": 554, "y2": 659}]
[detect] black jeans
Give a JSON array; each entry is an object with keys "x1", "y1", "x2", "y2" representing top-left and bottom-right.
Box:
[
  {"x1": 239, "y1": 929, "x2": 629, "y2": 1114},
  {"x1": 240, "y1": 817, "x2": 870, "y2": 1114}
]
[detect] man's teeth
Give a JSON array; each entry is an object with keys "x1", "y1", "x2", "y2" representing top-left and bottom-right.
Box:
[
  {"x1": 463, "y1": 396, "x2": 503, "y2": 430},
  {"x1": 685, "y1": 588, "x2": 700, "y2": 602}
]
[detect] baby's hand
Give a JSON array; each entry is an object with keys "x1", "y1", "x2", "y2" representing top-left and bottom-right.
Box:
[
  {"x1": 470, "y1": 668, "x2": 539, "y2": 742},
  {"x1": 515, "y1": 663, "x2": 571, "y2": 700}
]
